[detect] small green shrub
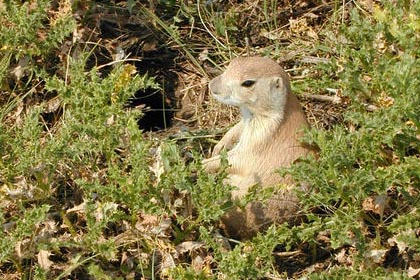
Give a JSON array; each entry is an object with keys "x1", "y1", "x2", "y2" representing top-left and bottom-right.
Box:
[
  {"x1": 0, "y1": 0, "x2": 75, "y2": 57},
  {"x1": 0, "y1": 0, "x2": 76, "y2": 121},
  {"x1": 287, "y1": 0, "x2": 420, "y2": 277}
]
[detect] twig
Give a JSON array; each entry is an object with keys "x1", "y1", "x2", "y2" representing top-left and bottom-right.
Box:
[
  {"x1": 272, "y1": 250, "x2": 302, "y2": 257},
  {"x1": 300, "y1": 56, "x2": 330, "y2": 64},
  {"x1": 365, "y1": 104, "x2": 378, "y2": 112},
  {"x1": 302, "y1": 94, "x2": 342, "y2": 104}
]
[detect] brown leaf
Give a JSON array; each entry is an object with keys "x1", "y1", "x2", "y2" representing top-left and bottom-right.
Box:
[
  {"x1": 192, "y1": 254, "x2": 212, "y2": 275},
  {"x1": 176, "y1": 241, "x2": 204, "y2": 255},
  {"x1": 362, "y1": 194, "x2": 389, "y2": 217},
  {"x1": 4, "y1": 176, "x2": 35, "y2": 199},
  {"x1": 378, "y1": 92, "x2": 394, "y2": 108},
  {"x1": 335, "y1": 247, "x2": 356, "y2": 267},
  {"x1": 408, "y1": 267, "x2": 420, "y2": 278},
  {"x1": 365, "y1": 249, "x2": 387, "y2": 264},
  {"x1": 66, "y1": 201, "x2": 86, "y2": 214},
  {"x1": 44, "y1": 97, "x2": 61, "y2": 113},
  {"x1": 11, "y1": 57, "x2": 30, "y2": 81},
  {"x1": 149, "y1": 145, "x2": 164, "y2": 185},
  {"x1": 135, "y1": 213, "x2": 172, "y2": 237},
  {"x1": 159, "y1": 251, "x2": 176, "y2": 275},
  {"x1": 37, "y1": 250, "x2": 53, "y2": 271},
  {"x1": 388, "y1": 231, "x2": 411, "y2": 252},
  {"x1": 15, "y1": 239, "x2": 33, "y2": 259}
]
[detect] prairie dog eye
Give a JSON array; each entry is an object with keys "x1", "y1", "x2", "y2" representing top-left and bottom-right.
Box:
[{"x1": 241, "y1": 80, "x2": 256, "y2": 87}]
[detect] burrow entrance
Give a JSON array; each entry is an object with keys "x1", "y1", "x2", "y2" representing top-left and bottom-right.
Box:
[{"x1": 92, "y1": 9, "x2": 181, "y2": 132}]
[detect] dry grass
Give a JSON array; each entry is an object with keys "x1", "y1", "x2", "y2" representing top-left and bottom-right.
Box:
[{"x1": 71, "y1": 0, "x2": 345, "y2": 134}]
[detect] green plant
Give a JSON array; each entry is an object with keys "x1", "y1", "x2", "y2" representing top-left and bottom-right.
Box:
[
  {"x1": 0, "y1": 0, "x2": 75, "y2": 57},
  {"x1": 1, "y1": 0, "x2": 420, "y2": 279},
  {"x1": 287, "y1": 0, "x2": 420, "y2": 276},
  {"x1": 0, "y1": 0, "x2": 76, "y2": 121}
]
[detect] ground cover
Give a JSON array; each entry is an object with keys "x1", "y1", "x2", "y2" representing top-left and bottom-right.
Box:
[{"x1": 0, "y1": 0, "x2": 419, "y2": 279}]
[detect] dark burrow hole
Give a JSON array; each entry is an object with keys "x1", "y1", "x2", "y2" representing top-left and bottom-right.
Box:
[
  {"x1": 97, "y1": 18, "x2": 179, "y2": 132},
  {"x1": 130, "y1": 49, "x2": 178, "y2": 131},
  {"x1": 128, "y1": 84, "x2": 175, "y2": 132}
]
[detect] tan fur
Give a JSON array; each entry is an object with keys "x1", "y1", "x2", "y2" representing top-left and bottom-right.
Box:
[{"x1": 203, "y1": 56, "x2": 313, "y2": 239}]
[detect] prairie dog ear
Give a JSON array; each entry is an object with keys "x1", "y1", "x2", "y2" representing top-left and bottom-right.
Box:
[{"x1": 272, "y1": 76, "x2": 290, "y2": 95}]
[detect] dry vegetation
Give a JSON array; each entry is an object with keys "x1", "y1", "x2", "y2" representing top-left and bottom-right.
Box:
[
  {"x1": 1, "y1": 0, "x2": 419, "y2": 279},
  {"x1": 79, "y1": 0, "x2": 345, "y2": 131}
]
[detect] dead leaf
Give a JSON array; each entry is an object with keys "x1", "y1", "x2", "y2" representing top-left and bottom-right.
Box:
[
  {"x1": 334, "y1": 246, "x2": 357, "y2": 268},
  {"x1": 260, "y1": 29, "x2": 284, "y2": 40},
  {"x1": 405, "y1": 120, "x2": 415, "y2": 126},
  {"x1": 374, "y1": 194, "x2": 389, "y2": 217},
  {"x1": 15, "y1": 239, "x2": 33, "y2": 259},
  {"x1": 335, "y1": 248, "x2": 347, "y2": 265},
  {"x1": 192, "y1": 254, "x2": 212, "y2": 275},
  {"x1": 105, "y1": 114, "x2": 115, "y2": 126},
  {"x1": 289, "y1": 18, "x2": 308, "y2": 35},
  {"x1": 150, "y1": 145, "x2": 164, "y2": 185},
  {"x1": 38, "y1": 219, "x2": 58, "y2": 241},
  {"x1": 135, "y1": 213, "x2": 172, "y2": 237},
  {"x1": 307, "y1": 28, "x2": 319, "y2": 40},
  {"x1": 363, "y1": 75, "x2": 372, "y2": 82},
  {"x1": 365, "y1": 249, "x2": 387, "y2": 264},
  {"x1": 360, "y1": 0, "x2": 374, "y2": 12},
  {"x1": 37, "y1": 250, "x2": 53, "y2": 271},
  {"x1": 121, "y1": 251, "x2": 135, "y2": 270},
  {"x1": 94, "y1": 202, "x2": 118, "y2": 222},
  {"x1": 66, "y1": 201, "x2": 86, "y2": 213},
  {"x1": 44, "y1": 97, "x2": 61, "y2": 113},
  {"x1": 198, "y1": 48, "x2": 209, "y2": 62},
  {"x1": 408, "y1": 186, "x2": 419, "y2": 197},
  {"x1": 176, "y1": 241, "x2": 204, "y2": 255},
  {"x1": 159, "y1": 251, "x2": 176, "y2": 275},
  {"x1": 408, "y1": 267, "x2": 420, "y2": 278},
  {"x1": 374, "y1": 32, "x2": 387, "y2": 53},
  {"x1": 388, "y1": 234, "x2": 408, "y2": 252},
  {"x1": 378, "y1": 92, "x2": 394, "y2": 107},
  {"x1": 362, "y1": 197, "x2": 375, "y2": 212},
  {"x1": 362, "y1": 194, "x2": 389, "y2": 217},
  {"x1": 4, "y1": 176, "x2": 35, "y2": 199},
  {"x1": 11, "y1": 56, "x2": 30, "y2": 81}
]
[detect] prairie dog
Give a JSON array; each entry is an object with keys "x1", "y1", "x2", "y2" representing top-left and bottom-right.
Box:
[{"x1": 203, "y1": 56, "x2": 313, "y2": 239}]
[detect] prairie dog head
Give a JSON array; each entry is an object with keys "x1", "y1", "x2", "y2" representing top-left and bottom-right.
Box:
[{"x1": 209, "y1": 56, "x2": 291, "y2": 119}]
